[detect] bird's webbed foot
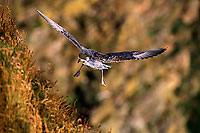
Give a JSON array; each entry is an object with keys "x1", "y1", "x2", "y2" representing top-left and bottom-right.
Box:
[
  {"x1": 101, "y1": 70, "x2": 106, "y2": 87},
  {"x1": 74, "y1": 64, "x2": 84, "y2": 77}
]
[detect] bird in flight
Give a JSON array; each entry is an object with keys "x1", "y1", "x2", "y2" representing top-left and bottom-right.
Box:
[{"x1": 35, "y1": 9, "x2": 166, "y2": 86}]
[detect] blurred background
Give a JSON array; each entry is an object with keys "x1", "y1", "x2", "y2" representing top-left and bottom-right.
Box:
[{"x1": 3, "y1": 0, "x2": 200, "y2": 132}]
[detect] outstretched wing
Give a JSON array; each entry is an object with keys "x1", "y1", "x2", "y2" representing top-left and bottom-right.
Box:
[
  {"x1": 35, "y1": 9, "x2": 87, "y2": 53},
  {"x1": 102, "y1": 48, "x2": 166, "y2": 63}
]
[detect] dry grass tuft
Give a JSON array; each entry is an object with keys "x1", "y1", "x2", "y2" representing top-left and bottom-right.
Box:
[{"x1": 0, "y1": 3, "x2": 92, "y2": 132}]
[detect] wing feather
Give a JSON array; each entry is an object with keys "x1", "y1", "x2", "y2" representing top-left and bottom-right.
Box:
[
  {"x1": 35, "y1": 9, "x2": 86, "y2": 53},
  {"x1": 102, "y1": 48, "x2": 166, "y2": 63}
]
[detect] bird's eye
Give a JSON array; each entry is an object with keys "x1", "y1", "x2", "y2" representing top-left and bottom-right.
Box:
[{"x1": 79, "y1": 53, "x2": 87, "y2": 60}]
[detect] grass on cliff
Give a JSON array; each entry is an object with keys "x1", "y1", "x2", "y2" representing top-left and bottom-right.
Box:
[{"x1": 0, "y1": 3, "x2": 94, "y2": 132}]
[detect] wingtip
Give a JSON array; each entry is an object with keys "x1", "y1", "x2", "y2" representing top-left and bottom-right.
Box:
[
  {"x1": 35, "y1": 8, "x2": 42, "y2": 15},
  {"x1": 35, "y1": 8, "x2": 39, "y2": 12},
  {"x1": 161, "y1": 47, "x2": 168, "y2": 52}
]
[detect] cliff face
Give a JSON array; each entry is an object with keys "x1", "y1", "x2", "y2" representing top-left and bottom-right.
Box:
[{"x1": 0, "y1": 3, "x2": 91, "y2": 132}]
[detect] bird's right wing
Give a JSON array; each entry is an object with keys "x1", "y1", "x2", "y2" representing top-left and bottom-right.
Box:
[
  {"x1": 102, "y1": 48, "x2": 166, "y2": 63},
  {"x1": 35, "y1": 9, "x2": 87, "y2": 53}
]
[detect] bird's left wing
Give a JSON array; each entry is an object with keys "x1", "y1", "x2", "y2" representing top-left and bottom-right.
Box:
[
  {"x1": 35, "y1": 9, "x2": 87, "y2": 53},
  {"x1": 101, "y1": 48, "x2": 166, "y2": 63}
]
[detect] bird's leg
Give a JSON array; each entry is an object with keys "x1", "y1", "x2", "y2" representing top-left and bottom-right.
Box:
[
  {"x1": 74, "y1": 64, "x2": 84, "y2": 77},
  {"x1": 77, "y1": 58, "x2": 81, "y2": 63},
  {"x1": 101, "y1": 70, "x2": 106, "y2": 87}
]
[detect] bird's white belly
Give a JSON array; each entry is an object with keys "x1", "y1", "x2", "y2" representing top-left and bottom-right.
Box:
[{"x1": 80, "y1": 58, "x2": 111, "y2": 70}]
